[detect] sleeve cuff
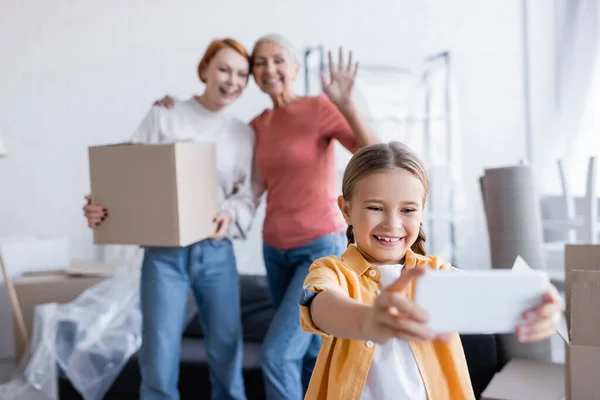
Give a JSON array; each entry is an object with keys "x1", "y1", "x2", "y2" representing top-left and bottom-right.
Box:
[
  {"x1": 220, "y1": 202, "x2": 238, "y2": 222},
  {"x1": 220, "y1": 202, "x2": 245, "y2": 240},
  {"x1": 299, "y1": 283, "x2": 341, "y2": 337}
]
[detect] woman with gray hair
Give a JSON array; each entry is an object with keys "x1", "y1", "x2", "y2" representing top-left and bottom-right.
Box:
[
  {"x1": 156, "y1": 34, "x2": 378, "y2": 399},
  {"x1": 250, "y1": 34, "x2": 378, "y2": 400}
]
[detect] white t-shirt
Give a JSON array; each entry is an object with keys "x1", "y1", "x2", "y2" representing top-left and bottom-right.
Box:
[
  {"x1": 361, "y1": 264, "x2": 428, "y2": 400},
  {"x1": 129, "y1": 98, "x2": 258, "y2": 239}
]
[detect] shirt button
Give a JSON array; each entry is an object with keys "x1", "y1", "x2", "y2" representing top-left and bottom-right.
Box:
[
  {"x1": 366, "y1": 340, "x2": 374, "y2": 348},
  {"x1": 368, "y1": 269, "x2": 377, "y2": 277},
  {"x1": 375, "y1": 290, "x2": 381, "y2": 295}
]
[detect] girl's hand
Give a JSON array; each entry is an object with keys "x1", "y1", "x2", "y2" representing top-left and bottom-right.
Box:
[
  {"x1": 516, "y1": 284, "x2": 564, "y2": 342},
  {"x1": 361, "y1": 266, "x2": 436, "y2": 344},
  {"x1": 83, "y1": 195, "x2": 107, "y2": 229}
]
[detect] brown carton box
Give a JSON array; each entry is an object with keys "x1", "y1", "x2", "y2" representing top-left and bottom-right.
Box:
[
  {"x1": 11, "y1": 261, "x2": 114, "y2": 361},
  {"x1": 479, "y1": 259, "x2": 565, "y2": 400},
  {"x1": 568, "y1": 344, "x2": 600, "y2": 399},
  {"x1": 89, "y1": 142, "x2": 218, "y2": 247},
  {"x1": 564, "y1": 245, "x2": 600, "y2": 400},
  {"x1": 481, "y1": 358, "x2": 564, "y2": 400}
]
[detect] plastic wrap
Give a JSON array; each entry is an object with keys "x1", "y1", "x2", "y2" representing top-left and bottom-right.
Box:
[{"x1": 0, "y1": 270, "x2": 141, "y2": 400}]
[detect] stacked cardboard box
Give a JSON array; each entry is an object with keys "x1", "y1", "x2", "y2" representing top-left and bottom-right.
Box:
[
  {"x1": 481, "y1": 256, "x2": 565, "y2": 400},
  {"x1": 564, "y1": 244, "x2": 600, "y2": 400},
  {"x1": 11, "y1": 260, "x2": 115, "y2": 361},
  {"x1": 0, "y1": 236, "x2": 70, "y2": 274},
  {"x1": 0, "y1": 236, "x2": 71, "y2": 359},
  {"x1": 483, "y1": 244, "x2": 600, "y2": 399},
  {"x1": 481, "y1": 358, "x2": 564, "y2": 400}
]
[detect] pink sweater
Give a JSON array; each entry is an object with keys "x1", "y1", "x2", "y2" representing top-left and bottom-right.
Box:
[{"x1": 251, "y1": 95, "x2": 359, "y2": 249}]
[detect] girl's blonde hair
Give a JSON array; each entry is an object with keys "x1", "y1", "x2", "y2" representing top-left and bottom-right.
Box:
[{"x1": 341, "y1": 141, "x2": 429, "y2": 255}]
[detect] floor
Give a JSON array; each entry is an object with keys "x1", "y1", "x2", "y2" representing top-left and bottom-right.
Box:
[
  {"x1": 0, "y1": 358, "x2": 13, "y2": 383},
  {"x1": 0, "y1": 358, "x2": 49, "y2": 400},
  {"x1": 0, "y1": 332, "x2": 566, "y2": 399}
]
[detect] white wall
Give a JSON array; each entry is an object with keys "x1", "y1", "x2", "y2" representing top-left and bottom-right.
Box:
[
  {"x1": 0, "y1": 0, "x2": 544, "y2": 277},
  {"x1": 538, "y1": 0, "x2": 600, "y2": 196}
]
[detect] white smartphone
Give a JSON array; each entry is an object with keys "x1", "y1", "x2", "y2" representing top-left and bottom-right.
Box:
[{"x1": 413, "y1": 270, "x2": 550, "y2": 334}]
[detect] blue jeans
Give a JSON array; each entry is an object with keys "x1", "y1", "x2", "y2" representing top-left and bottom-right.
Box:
[
  {"x1": 139, "y1": 239, "x2": 246, "y2": 400},
  {"x1": 261, "y1": 233, "x2": 346, "y2": 400}
]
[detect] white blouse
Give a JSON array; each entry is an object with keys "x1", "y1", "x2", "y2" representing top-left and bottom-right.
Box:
[
  {"x1": 361, "y1": 264, "x2": 428, "y2": 400},
  {"x1": 130, "y1": 97, "x2": 257, "y2": 239}
]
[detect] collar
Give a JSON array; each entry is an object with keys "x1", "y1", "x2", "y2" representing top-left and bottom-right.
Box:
[{"x1": 340, "y1": 244, "x2": 419, "y2": 277}]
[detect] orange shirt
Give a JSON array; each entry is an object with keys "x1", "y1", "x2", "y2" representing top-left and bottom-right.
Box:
[
  {"x1": 300, "y1": 245, "x2": 475, "y2": 400},
  {"x1": 250, "y1": 95, "x2": 358, "y2": 249}
]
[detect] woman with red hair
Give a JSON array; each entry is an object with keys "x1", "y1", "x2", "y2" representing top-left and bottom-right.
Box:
[
  {"x1": 84, "y1": 38, "x2": 253, "y2": 400},
  {"x1": 155, "y1": 33, "x2": 378, "y2": 400}
]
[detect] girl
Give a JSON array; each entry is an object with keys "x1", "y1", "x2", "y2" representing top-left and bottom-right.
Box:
[
  {"x1": 84, "y1": 38, "x2": 254, "y2": 400},
  {"x1": 299, "y1": 142, "x2": 564, "y2": 400}
]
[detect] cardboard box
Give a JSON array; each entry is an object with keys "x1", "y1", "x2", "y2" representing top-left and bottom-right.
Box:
[
  {"x1": 563, "y1": 245, "x2": 600, "y2": 400},
  {"x1": 67, "y1": 259, "x2": 116, "y2": 277},
  {"x1": 11, "y1": 262, "x2": 114, "y2": 361},
  {"x1": 568, "y1": 344, "x2": 600, "y2": 399},
  {"x1": 0, "y1": 236, "x2": 71, "y2": 358},
  {"x1": 0, "y1": 236, "x2": 70, "y2": 274},
  {"x1": 481, "y1": 358, "x2": 565, "y2": 400},
  {"x1": 476, "y1": 245, "x2": 600, "y2": 400},
  {"x1": 564, "y1": 245, "x2": 600, "y2": 330},
  {"x1": 477, "y1": 256, "x2": 565, "y2": 399},
  {"x1": 89, "y1": 142, "x2": 219, "y2": 247}
]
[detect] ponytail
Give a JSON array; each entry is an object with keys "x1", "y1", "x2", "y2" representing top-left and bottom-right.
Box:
[
  {"x1": 410, "y1": 223, "x2": 427, "y2": 256},
  {"x1": 346, "y1": 225, "x2": 355, "y2": 246}
]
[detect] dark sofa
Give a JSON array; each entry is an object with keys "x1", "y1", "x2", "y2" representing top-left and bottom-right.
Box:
[{"x1": 59, "y1": 274, "x2": 505, "y2": 399}]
